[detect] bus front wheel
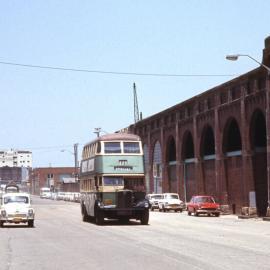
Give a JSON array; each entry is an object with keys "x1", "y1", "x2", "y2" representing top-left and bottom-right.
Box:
[{"x1": 140, "y1": 210, "x2": 149, "y2": 225}]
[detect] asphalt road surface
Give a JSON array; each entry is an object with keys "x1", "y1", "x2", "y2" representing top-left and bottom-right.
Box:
[{"x1": 0, "y1": 196, "x2": 270, "y2": 270}]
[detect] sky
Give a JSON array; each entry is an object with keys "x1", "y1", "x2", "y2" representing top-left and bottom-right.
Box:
[{"x1": 0, "y1": 1, "x2": 269, "y2": 167}]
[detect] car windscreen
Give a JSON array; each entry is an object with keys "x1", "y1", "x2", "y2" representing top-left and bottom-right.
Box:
[
  {"x1": 103, "y1": 177, "x2": 124, "y2": 186},
  {"x1": 4, "y1": 196, "x2": 29, "y2": 204},
  {"x1": 166, "y1": 194, "x2": 179, "y2": 199},
  {"x1": 152, "y1": 195, "x2": 163, "y2": 199},
  {"x1": 196, "y1": 197, "x2": 215, "y2": 203}
]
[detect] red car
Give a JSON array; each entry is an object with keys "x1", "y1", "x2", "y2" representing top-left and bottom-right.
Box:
[{"x1": 187, "y1": 195, "x2": 220, "y2": 217}]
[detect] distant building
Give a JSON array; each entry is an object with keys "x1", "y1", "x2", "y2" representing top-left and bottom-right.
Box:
[
  {"x1": 0, "y1": 149, "x2": 32, "y2": 168},
  {"x1": 30, "y1": 167, "x2": 79, "y2": 195},
  {"x1": 0, "y1": 166, "x2": 30, "y2": 192}
]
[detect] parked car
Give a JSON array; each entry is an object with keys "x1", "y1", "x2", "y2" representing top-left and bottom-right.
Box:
[
  {"x1": 158, "y1": 193, "x2": 184, "y2": 212},
  {"x1": 187, "y1": 195, "x2": 220, "y2": 217},
  {"x1": 56, "y1": 192, "x2": 66, "y2": 200},
  {"x1": 0, "y1": 192, "x2": 35, "y2": 227},
  {"x1": 146, "y1": 194, "x2": 164, "y2": 211}
]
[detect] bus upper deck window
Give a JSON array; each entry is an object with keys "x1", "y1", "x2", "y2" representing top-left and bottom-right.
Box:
[
  {"x1": 104, "y1": 142, "x2": 121, "y2": 153},
  {"x1": 123, "y1": 142, "x2": 140, "y2": 153}
]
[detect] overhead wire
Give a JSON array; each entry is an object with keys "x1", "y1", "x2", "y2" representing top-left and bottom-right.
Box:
[{"x1": 0, "y1": 60, "x2": 238, "y2": 77}]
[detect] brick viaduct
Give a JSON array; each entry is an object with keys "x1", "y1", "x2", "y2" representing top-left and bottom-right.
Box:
[{"x1": 128, "y1": 36, "x2": 270, "y2": 216}]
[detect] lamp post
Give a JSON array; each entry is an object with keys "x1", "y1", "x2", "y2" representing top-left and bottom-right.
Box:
[
  {"x1": 61, "y1": 143, "x2": 79, "y2": 182},
  {"x1": 226, "y1": 54, "x2": 270, "y2": 216},
  {"x1": 226, "y1": 54, "x2": 270, "y2": 74}
]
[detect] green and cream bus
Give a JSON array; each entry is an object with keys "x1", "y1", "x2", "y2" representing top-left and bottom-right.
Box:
[{"x1": 80, "y1": 133, "x2": 149, "y2": 225}]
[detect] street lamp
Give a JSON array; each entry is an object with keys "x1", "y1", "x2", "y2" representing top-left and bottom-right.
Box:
[
  {"x1": 61, "y1": 143, "x2": 79, "y2": 182},
  {"x1": 226, "y1": 53, "x2": 270, "y2": 216},
  {"x1": 226, "y1": 54, "x2": 270, "y2": 74}
]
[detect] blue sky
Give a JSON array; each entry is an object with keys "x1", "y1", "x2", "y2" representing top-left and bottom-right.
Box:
[{"x1": 0, "y1": 1, "x2": 269, "y2": 167}]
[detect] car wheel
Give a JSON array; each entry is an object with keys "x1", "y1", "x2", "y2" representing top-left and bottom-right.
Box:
[
  {"x1": 140, "y1": 210, "x2": 149, "y2": 225},
  {"x1": 188, "y1": 211, "x2": 191, "y2": 216},
  {"x1": 194, "y1": 209, "x2": 199, "y2": 216},
  {"x1": 179, "y1": 209, "x2": 183, "y2": 213},
  {"x1": 28, "y1": 220, "x2": 34, "y2": 227},
  {"x1": 0, "y1": 221, "x2": 4, "y2": 227},
  {"x1": 215, "y1": 213, "x2": 220, "y2": 217}
]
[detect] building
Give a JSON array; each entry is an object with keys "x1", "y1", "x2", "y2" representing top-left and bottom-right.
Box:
[
  {"x1": 128, "y1": 36, "x2": 270, "y2": 217},
  {"x1": 30, "y1": 167, "x2": 79, "y2": 195},
  {"x1": 0, "y1": 166, "x2": 30, "y2": 192},
  {"x1": 0, "y1": 149, "x2": 32, "y2": 168}
]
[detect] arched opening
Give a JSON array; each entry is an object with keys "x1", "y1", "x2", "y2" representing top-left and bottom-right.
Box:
[
  {"x1": 250, "y1": 110, "x2": 267, "y2": 216},
  {"x1": 222, "y1": 118, "x2": 243, "y2": 214},
  {"x1": 183, "y1": 132, "x2": 194, "y2": 159},
  {"x1": 166, "y1": 136, "x2": 177, "y2": 192},
  {"x1": 223, "y1": 119, "x2": 242, "y2": 154},
  {"x1": 182, "y1": 131, "x2": 195, "y2": 202},
  {"x1": 152, "y1": 141, "x2": 162, "y2": 193},
  {"x1": 143, "y1": 144, "x2": 150, "y2": 194},
  {"x1": 200, "y1": 125, "x2": 216, "y2": 198},
  {"x1": 201, "y1": 126, "x2": 215, "y2": 157}
]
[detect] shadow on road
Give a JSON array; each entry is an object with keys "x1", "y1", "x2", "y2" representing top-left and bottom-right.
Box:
[
  {"x1": 85, "y1": 218, "x2": 148, "y2": 227},
  {"x1": 1, "y1": 224, "x2": 35, "y2": 229}
]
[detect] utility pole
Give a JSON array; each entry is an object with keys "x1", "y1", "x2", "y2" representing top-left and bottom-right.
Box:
[{"x1": 73, "y1": 143, "x2": 79, "y2": 182}]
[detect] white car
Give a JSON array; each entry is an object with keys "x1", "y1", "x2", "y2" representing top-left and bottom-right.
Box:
[
  {"x1": 158, "y1": 193, "x2": 184, "y2": 212},
  {"x1": 0, "y1": 192, "x2": 35, "y2": 227},
  {"x1": 146, "y1": 194, "x2": 164, "y2": 211}
]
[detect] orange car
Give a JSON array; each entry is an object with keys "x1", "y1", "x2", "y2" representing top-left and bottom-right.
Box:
[{"x1": 187, "y1": 195, "x2": 220, "y2": 217}]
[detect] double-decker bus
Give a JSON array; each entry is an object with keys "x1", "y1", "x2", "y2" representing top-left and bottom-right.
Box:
[{"x1": 80, "y1": 133, "x2": 149, "y2": 225}]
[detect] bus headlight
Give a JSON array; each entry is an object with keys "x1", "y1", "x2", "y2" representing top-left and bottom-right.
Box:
[
  {"x1": 97, "y1": 201, "x2": 104, "y2": 208},
  {"x1": 1, "y1": 210, "x2": 7, "y2": 217}
]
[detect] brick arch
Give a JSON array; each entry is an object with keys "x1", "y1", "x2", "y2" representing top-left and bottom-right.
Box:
[
  {"x1": 249, "y1": 108, "x2": 267, "y2": 216},
  {"x1": 199, "y1": 124, "x2": 217, "y2": 199},
  {"x1": 165, "y1": 135, "x2": 177, "y2": 192},
  {"x1": 222, "y1": 117, "x2": 242, "y2": 154},
  {"x1": 181, "y1": 130, "x2": 195, "y2": 161},
  {"x1": 222, "y1": 116, "x2": 243, "y2": 214},
  {"x1": 199, "y1": 124, "x2": 215, "y2": 158},
  {"x1": 165, "y1": 135, "x2": 176, "y2": 163},
  {"x1": 181, "y1": 129, "x2": 196, "y2": 201},
  {"x1": 249, "y1": 108, "x2": 266, "y2": 150},
  {"x1": 152, "y1": 140, "x2": 162, "y2": 193}
]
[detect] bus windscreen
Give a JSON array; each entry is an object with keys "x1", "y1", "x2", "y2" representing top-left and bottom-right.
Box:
[{"x1": 103, "y1": 177, "x2": 124, "y2": 186}]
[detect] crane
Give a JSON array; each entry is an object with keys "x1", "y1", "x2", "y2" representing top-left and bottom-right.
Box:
[{"x1": 133, "y1": 82, "x2": 140, "y2": 123}]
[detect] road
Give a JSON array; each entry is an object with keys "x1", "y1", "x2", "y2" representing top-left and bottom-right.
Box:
[{"x1": 0, "y1": 196, "x2": 270, "y2": 270}]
